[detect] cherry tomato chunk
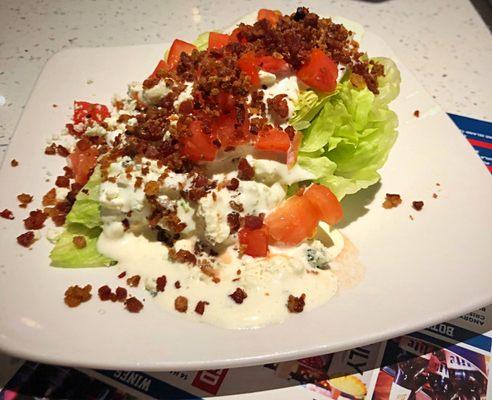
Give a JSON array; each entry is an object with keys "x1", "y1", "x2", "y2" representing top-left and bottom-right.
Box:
[
  {"x1": 181, "y1": 120, "x2": 218, "y2": 162},
  {"x1": 239, "y1": 225, "x2": 269, "y2": 257},
  {"x1": 68, "y1": 146, "x2": 99, "y2": 185},
  {"x1": 296, "y1": 49, "x2": 338, "y2": 93},
  {"x1": 73, "y1": 101, "x2": 110, "y2": 125},
  {"x1": 257, "y1": 9, "x2": 282, "y2": 25},
  {"x1": 237, "y1": 52, "x2": 260, "y2": 87},
  {"x1": 303, "y1": 184, "x2": 343, "y2": 225},
  {"x1": 167, "y1": 39, "x2": 197, "y2": 70},
  {"x1": 254, "y1": 128, "x2": 291, "y2": 153},
  {"x1": 208, "y1": 32, "x2": 230, "y2": 50}
]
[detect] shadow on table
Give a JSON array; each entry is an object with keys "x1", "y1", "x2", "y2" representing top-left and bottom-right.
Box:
[{"x1": 337, "y1": 181, "x2": 381, "y2": 229}]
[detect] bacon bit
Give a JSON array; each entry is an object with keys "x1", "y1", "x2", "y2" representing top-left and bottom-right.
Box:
[
  {"x1": 52, "y1": 104, "x2": 58, "y2": 108},
  {"x1": 244, "y1": 215, "x2": 263, "y2": 230},
  {"x1": 64, "y1": 166, "x2": 74, "y2": 179},
  {"x1": 0, "y1": 209, "x2": 14, "y2": 220},
  {"x1": 126, "y1": 275, "x2": 141, "y2": 287},
  {"x1": 232, "y1": 278, "x2": 240, "y2": 282},
  {"x1": 433, "y1": 193, "x2": 438, "y2": 199},
  {"x1": 436, "y1": 182, "x2": 441, "y2": 186},
  {"x1": 134, "y1": 176, "x2": 143, "y2": 189},
  {"x1": 98, "y1": 285, "x2": 112, "y2": 301},
  {"x1": 23, "y1": 209, "x2": 47, "y2": 230},
  {"x1": 118, "y1": 271, "x2": 127, "y2": 279},
  {"x1": 226, "y1": 178, "x2": 240, "y2": 191},
  {"x1": 382, "y1": 193, "x2": 402, "y2": 209},
  {"x1": 229, "y1": 201, "x2": 244, "y2": 212},
  {"x1": 174, "y1": 280, "x2": 181, "y2": 289},
  {"x1": 17, "y1": 193, "x2": 33, "y2": 206},
  {"x1": 412, "y1": 201, "x2": 424, "y2": 211},
  {"x1": 194, "y1": 301, "x2": 210, "y2": 315},
  {"x1": 52, "y1": 214, "x2": 66, "y2": 227},
  {"x1": 174, "y1": 296, "x2": 188, "y2": 312},
  {"x1": 17, "y1": 231, "x2": 35, "y2": 247},
  {"x1": 199, "y1": 260, "x2": 220, "y2": 283},
  {"x1": 156, "y1": 275, "x2": 167, "y2": 292},
  {"x1": 413, "y1": 110, "x2": 420, "y2": 118},
  {"x1": 115, "y1": 287, "x2": 128, "y2": 302},
  {"x1": 55, "y1": 176, "x2": 70, "y2": 188},
  {"x1": 64, "y1": 284, "x2": 92, "y2": 307},
  {"x1": 44, "y1": 144, "x2": 57, "y2": 155},
  {"x1": 10, "y1": 159, "x2": 19, "y2": 167},
  {"x1": 227, "y1": 212, "x2": 240, "y2": 233},
  {"x1": 169, "y1": 249, "x2": 197, "y2": 265},
  {"x1": 72, "y1": 235, "x2": 87, "y2": 249},
  {"x1": 237, "y1": 158, "x2": 254, "y2": 181},
  {"x1": 56, "y1": 200, "x2": 71, "y2": 214},
  {"x1": 267, "y1": 94, "x2": 289, "y2": 119},
  {"x1": 287, "y1": 293, "x2": 306, "y2": 313},
  {"x1": 229, "y1": 288, "x2": 248, "y2": 304},
  {"x1": 236, "y1": 269, "x2": 241, "y2": 275},
  {"x1": 76, "y1": 138, "x2": 91, "y2": 151},
  {"x1": 125, "y1": 297, "x2": 144, "y2": 313},
  {"x1": 42, "y1": 188, "x2": 57, "y2": 206},
  {"x1": 56, "y1": 145, "x2": 70, "y2": 157},
  {"x1": 144, "y1": 180, "x2": 160, "y2": 196},
  {"x1": 121, "y1": 218, "x2": 130, "y2": 231}
]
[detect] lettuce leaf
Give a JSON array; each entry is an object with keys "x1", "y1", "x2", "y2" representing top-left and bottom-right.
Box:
[
  {"x1": 294, "y1": 57, "x2": 401, "y2": 200},
  {"x1": 193, "y1": 32, "x2": 210, "y2": 51},
  {"x1": 50, "y1": 168, "x2": 114, "y2": 268},
  {"x1": 50, "y1": 224, "x2": 114, "y2": 268},
  {"x1": 290, "y1": 90, "x2": 333, "y2": 131},
  {"x1": 65, "y1": 168, "x2": 102, "y2": 229}
]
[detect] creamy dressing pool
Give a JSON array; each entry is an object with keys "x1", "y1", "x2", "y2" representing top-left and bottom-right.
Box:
[{"x1": 97, "y1": 229, "x2": 340, "y2": 329}]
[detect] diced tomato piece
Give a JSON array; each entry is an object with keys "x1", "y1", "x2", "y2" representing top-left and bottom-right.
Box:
[
  {"x1": 287, "y1": 131, "x2": 302, "y2": 168},
  {"x1": 149, "y1": 60, "x2": 168, "y2": 79},
  {"x1": 208, "y1": 32, "x2": 230, "y2": 50},
  {"x1": 237, "y1": 52, "x2": 260, "y2": 87},
  {"x1": 167, "y1": 39, "x2": 197, "y2": 70},
  {"x1": 239, "y1": 225, "x2": 269, "y2": 257},
  {"x1": 217, "y1": 92, "x2": 235, "y2": 114},
  {"x1": 265, "y1": 195, "x2": 319, "y2": 246},
  {"x1": 181, "y1": 120, "x2": 218, "y2": 162},
  {"x1": 303, "y1": 184, "x2": 343, "y2": 225},
  {"x1": 254, "y1": 128, "x2": 291, "y2": 153},
  {"x1": 296, "y1": 49, "x2": 338, "y2": 93},
  {"x1": 212, "y1": 113, "x2": 250, "y2": 149},
  {"x1": 256, "y1": 56, "x2": 290, "y2": 75},
  {"x1": 73, "y1": 101, "x2": 110, "y2": 125},
  {"x1": 68, "y1": 146, "x2": 99, "y2": 185},
  {"x1": 257, "y1": 9, "x2": 282, "y2": 25}
]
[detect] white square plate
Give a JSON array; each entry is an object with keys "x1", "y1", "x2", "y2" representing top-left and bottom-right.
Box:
[{"x1": 0, "y1": 27, "x2": 491, "y2": 371}]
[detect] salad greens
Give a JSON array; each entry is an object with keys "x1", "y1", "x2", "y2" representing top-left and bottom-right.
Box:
[
  {"x1": 294, "y1": 57, "x2": 401, "y2": 200},
  {"x1": 50, "y1": 169, "x2": 114, "y2": 268}
]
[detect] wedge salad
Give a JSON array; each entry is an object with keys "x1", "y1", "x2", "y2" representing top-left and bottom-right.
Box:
[{"x1": 19, "y1": 8, "x2": 401, "y2": 328}]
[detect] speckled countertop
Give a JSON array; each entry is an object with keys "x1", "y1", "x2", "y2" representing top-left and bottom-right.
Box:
[{"x1": 0, "y1": 0, "x2": 491, "y2": 159}]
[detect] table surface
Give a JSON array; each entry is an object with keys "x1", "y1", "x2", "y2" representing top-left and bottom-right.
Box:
[{"x1": 1, "y1": 0, "x2": 492, "y2": 161}]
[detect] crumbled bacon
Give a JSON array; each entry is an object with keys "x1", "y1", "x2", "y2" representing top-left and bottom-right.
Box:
[
  {"x1": 17, "y1": 193, "x2": 33, "y2": 206},
  {"x1": 56, "y1": 145, "x2": 70, "y2": 157},
  {"x1": 194, "y1": 301, "x2": 210, "y2": 315},
  {"x1": 44, "y1": 144, "x2": 57, "y2": 155},
  {"x1": 17, "y1": 231, "x2": 35, "y2": 247},
  {"x1": 174, "y1": 280, "x2": 181, "y2": 289},
  {"x1": 98, "y1": 285, "x2": 112, "y2": 301},
  {"x1": 64, "y1": 284, "x2": 92, "y2": 307},
  {"x1": 413, "y1": 110, "x2": 420, "y2": 118},
  {"x1": 382, "y1": 193, "x2": 402, "y2": 209},
  {"x1": 10, "y1": 159, "x2": 18, "y2": 167},
  {"x1": 175, "y1": 296, "x2": 188, "y2": 312},
  {"x1": 52, "y1": 214, "x2": 66, "y2": 227},
  {"x1": 229, "y1": 288, "x2": 247, "y2": 304},
  {"x1": 244, "y1": 215, "x2": 263, "y2": 230},
  {"x1": 118, "y1": 271, "x2": 127, "y2": 279},
  {"x1": 156, "y1": 275, "x2": 167, "y2": 292},
  {"x1": 287, "y1": 293, "x2": 306, "y2": 313},
  {"x1": 23, "y1": 209, "x2": 47, "y2": 230},
  {"x1": 144, "y1": 180, "x2": 160, "y2": 196},
  {"x1": 226, "y1": 178, "x2": 240, "y2": 191},
  {"x1": 42, "y1": 188, "x2": 57, "y2": 206},
  {"x1": 125, "y1": 297, "x2": 144, "y2": 313},
  {"x1": 126, "y1": 275, "x2": 141, "y2": 287},
  {"x1": 237, "y1": 158, "x2": 254, "y2": 180},
  {"x1": 169, "y1": 249, "x2": 197, "y2": 265},
  {"x1": 267, "y1": 94, "x2": 289, "y2": 119},
  {"x1": 227, "y1": 212, "x2": 241, "y2": 233},
  {"x1": 55, "y1": 176, "x2": 70, "y2": 188},
  {"x1": 229, "y1": 201, "x2": 244, "y2": 212},
  {"x1": 0, "y1": 209, "x2": 14, "y2": 220},
  {"x1": 72, "y1": 235, "x2": 87, "y2": 249},
  {"x1": 412, "y1": 201, "x2": 424, "y2": 211},
  {"x1": 115, "y1": 287, "x2": 128, "y2": 302}
]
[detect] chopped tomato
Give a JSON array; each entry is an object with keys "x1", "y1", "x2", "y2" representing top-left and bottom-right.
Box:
[
  {"x1": 256, "y1": 56, "x2": 290, "y2": 75},
  {"x1": 254, "y1": 127, "x2": 291, "y2": 153},
  {"x1": 265, "y1": 195, "x2": 319, "y2": 246},
  {"x1": 237, "y1": 52, "x2": 260, "y2": 87},
  {"x1": 181, "y1": 120, "x2": 218, "y2": 162},
  {"x1": 296, "y1": 49, "x2": 338, "y2": 93},
  {"x1": 208, "y1": 32, "x2": 230, "y2": 50},
  {"x1": 73, "y1": 101, "x2": 110, "y2": 125},
  {"x1": 212, "y1": 113, "x2": 250, "y2": 148},
  {"x1": 286, "y1": 131, "x2": 302, "y2": 168},
  {"x1": 149, "y1": 59, "x2": 168, "y2": 79},
  {"x1": 257, "y1": 9, "x2": 282, "y2": 25},
  {"x1": 303, "y1": 184, "x2": 343, "y2": 225},
  {"x1": 216, "y1": 92, "x2": 235, "y2": 114},
  {"x1": 239, "y1": 225, "x2": 269, "y2": 257},
  {"x1": 167, "y1": 39, "x2": 197, "y2": 70},
  {"x1": 68, "y1": 146, "x2": 99, "y2": 185}
]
